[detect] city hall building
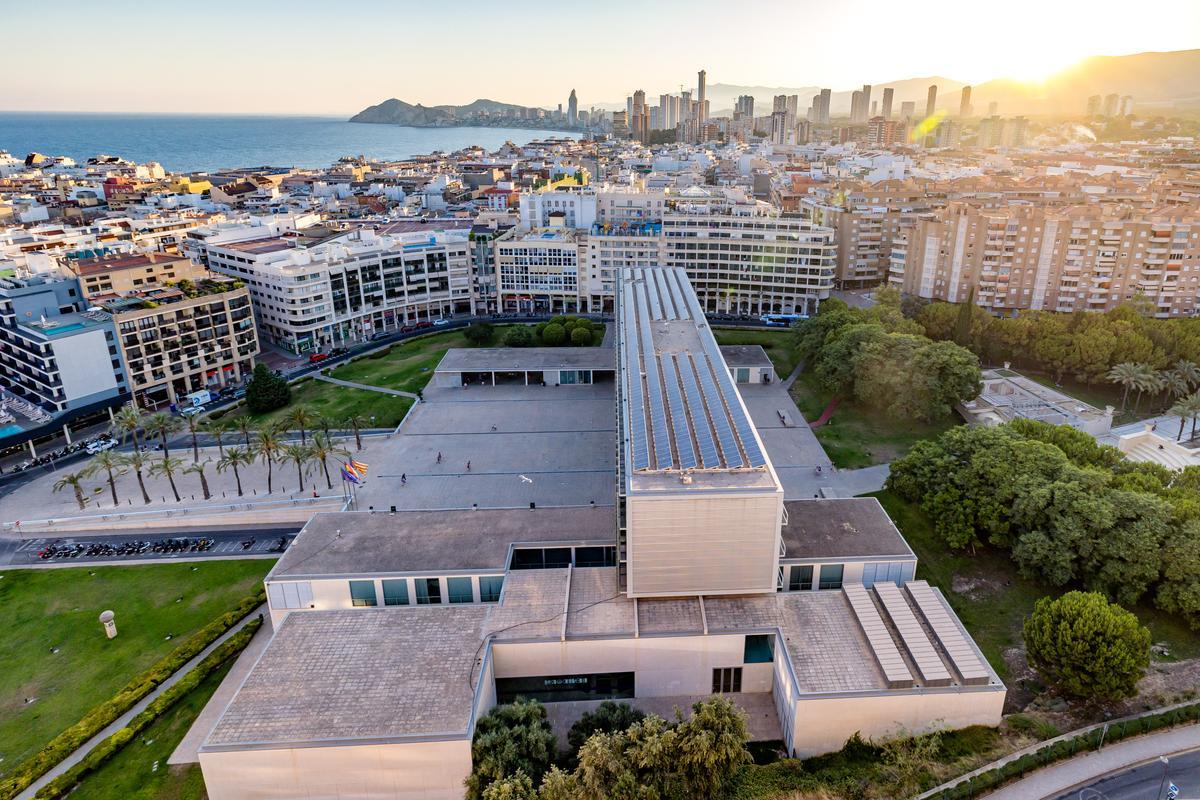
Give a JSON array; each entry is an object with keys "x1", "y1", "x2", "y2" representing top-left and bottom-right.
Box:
[{"x1": 197, "y1": 268, "x2": 1004, "y2": 800}]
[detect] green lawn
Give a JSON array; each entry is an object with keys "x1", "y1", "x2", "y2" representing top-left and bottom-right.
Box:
[
  {"x1": 712, "y1": 328, "x2": 802, "y2": 378},
  {"x1": 0, "y1": 561, "x2": 270, "y2": 776},
  {"x1": 329, "y1": 330, "x2": 474, "y2": 393},
  {"x1": 224, "y1": 378, "x2": 413, "y2": 430},
  {"x1": 67, "y1": 664, "x2": 231, "y2": 800},
  {"x1": 790, "y1": 371, "x2": 960, "y2": 468},
  {"x1": 873, "y1": 490, "x2": 1200, "y2": 679}
]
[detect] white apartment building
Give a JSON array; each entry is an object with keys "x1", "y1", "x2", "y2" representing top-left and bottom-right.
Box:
[
  {"x1": 495, "y1": 226, "x2": 582, "y2": 314},
  {"x1": 519, "y1": 187, "x2": 597, "y2": 230},
  {"x1": 202, "y1": 227, "x2": 474, "y2": 352}
]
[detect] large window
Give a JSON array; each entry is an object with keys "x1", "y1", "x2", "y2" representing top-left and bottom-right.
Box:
[
  {"x1": 712, "y1": 667, "x2": 742, "y2": 694},
  {"x1": 382, "y1": 579, "x2": 408, "y2": 606},
  {"x1": 479, "y1": 575, "x2": 504, "y2": 603},
  {"x1": 415, "y1": 578, "x2": 442, "y2": 605},
  {"x1": 862, "y1": 561, "x2": 907, "y2": 588},
  {"x1": 496, "y1": 671, "x2": 634, "y2": 704},
  {"x1": 575, "y1": 546, "x2": 617, "y2": 568},
  {"x1": 743, "y1": 635, "x2": 774, "y2": 664},
  {"x1": 787, "y1": 565, "x2": 813, "y2": 591},
  {"x1": 349, "y1": 580, "x2": 377, "y2": 607},
  {"x1": 818, "y1": 564, "x2": 844, "y2": 590},
  {"x1": 511, "y1": 547, "x2": 573, "y2": 570},
  {"x1": 448, "y1": 577, "x2": 474, "y2": 604}
]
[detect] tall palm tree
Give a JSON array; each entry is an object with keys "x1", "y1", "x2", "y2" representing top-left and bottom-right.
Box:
[
  {"x1": 1186, "y1": 393, "x2": 1200, "y2": 441},
  {"x1": 315, "y1": 415, "x2": 334, "y2": 438},
  {"x1": 1134, "y1": 369, "x2": 1165, "y2": 414},
  {"x1": 1163, "y1": 370, "x2": 1190, "y2": 404},
  {"x1": 84, "y1": 450, "x2": 127, "y2": 507},
  {"x1": 281, "y1": 443, "x2": 314, "y2": 493},
  {"x1": 1107, "y1": 362, "x2": 1144, "y2": 411},
  {"x1": 183, "y1": 413, "x2": 204, "y2": 462},
  {"x1": 217, "y1": 446, "x2": 252, "y2": 497},
  {"x1": 1170, "y1": 397, "x2": 1192, "y2": 440},
  {"x1": 344, "y1": 413, "x2": 368, "y2": 451},
  {"x1": 309, "y1": 433, "x2": 350, "y2": 490},
  {"x1": 119, "y1": 450, "x2": 153, "y2": 504},
  {"x1": 206, "y1": 418, "x2": 232, "y2": 458},
  {"x1": 110, "y1": 402, "x2": 145, "y2": 449},
  {"x1": 285, "y1": 406, "x2": 315, "y2": 445},
  {"x1": 254, "y1": 425, "x2": 284, "y2": 494},
  {"x1": 184, "y1": 459, "x2": 213, "y2": 500},
  {"x1": 234, "y1": 416, "x2": 255, "y2": 448},
  {"x1": 150, "y1": 455, "x2": 184, "y2": 502},
  {"x1": 1175, "y1": 359, "x2": 1200, "y2": 391},
  {"x1": 142, "y1": 411, "x2": 182, "y2": 460},
  {"x1": 53, "y1": 471, "x2": 89, "y2": 510}
]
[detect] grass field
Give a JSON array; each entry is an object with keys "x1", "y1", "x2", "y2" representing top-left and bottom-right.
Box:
[
  {"x1": 67, "y1": 663, "x2": 231, "y2": 800},
  {"x1": 0, "y1": 561, "x2": 271, "y2": 775},
  {"x1": 226, "y1": 377, "x2": 414, "y2": 430},
  {"x1": 790, "y1": 372, "x2": 960, "y2": 468},
  {"x1": 873, "y1": 490, "x2": 1200, "y2": 679},
  {"x1": 329, "y1": 330, "x2": 474, "y2": 393},
  {"x1": 712, "y1": 328, "x2": 802, "y2": 378}
]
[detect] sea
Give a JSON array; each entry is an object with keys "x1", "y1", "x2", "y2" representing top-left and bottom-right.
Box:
[{"x1": 0, "y1": 113, "x2": 577, "y2": 174}]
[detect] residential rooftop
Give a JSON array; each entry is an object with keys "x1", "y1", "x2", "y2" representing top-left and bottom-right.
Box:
[{"x1": 70, "y1": 252, "x2": 191, "y2": 276}]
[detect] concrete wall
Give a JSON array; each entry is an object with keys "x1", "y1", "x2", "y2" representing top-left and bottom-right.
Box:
[
  {"x1": 52, "y1": 327, "x2": 120, "y2": 407},
  {"x1": 788, "y1": 688, "x2": 1006, "y2": 758},
  {"x1": 266, "y1": 574, "x2": 503, "y2": 626},
  {"x1": 199, "y1": 738, "x2": 472, "y2": 800},
  {"x1": 627, "y1": 492, "x2": 781, "y2": 597},
  {"x1": 491, "y1": 634, "x2": 773, "y2": 697}
]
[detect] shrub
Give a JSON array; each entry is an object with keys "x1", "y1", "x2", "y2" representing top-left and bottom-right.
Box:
[
  {"x1": 1006, "y1": 713, "x2": 1060, "y2": 741},
  {"x1": 541, "y1": 323, "x2": 566, "y2": 346},
  {"x1": 569, "y1": 327, "x2": 592, "y2": 347},
  {"x1": 245, "y1": 363, "x2": 290, "y2": 414},
  {"x1": 0, "y1": 589, "x2": 264, "y2": 800},
  {"x1": 464, "y1": 322, "x2": 495, "y2": 345},
  {"x1": 566, "y1": 701, "x2": 645, "y2": 757},
  {"x1": 504, "y1": 326, "x2": 534, "y2": 348},
  {"x1": 465, "y1": 699, "x2": 556, "y2": 800},
  {"x1": 1024, "y1": 591, "x2": 1151, "y2": 701}
]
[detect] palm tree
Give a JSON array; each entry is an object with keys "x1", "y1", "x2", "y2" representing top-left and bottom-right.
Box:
[
  {"x1": 110, "y1": 402, "x2": 145, "y2": 449},
  {"x1": 53, "y1": 471, "x2": 89, "y2": 510},
  {"x1": 281, "y1": 443, "x2": 314, "y2": 493},
  {"x1": 119, "y1": 450, "x2": 153, "y2": 504},
  {"x1": 142, "y1": 411, "x2": 182, "y2": 460},
  {"x1": 285, "y1": 406, "x2": 315, "y2": 445},
  {"x1": 254, "y1": 425, "x2": 284, "y2": 494},
  {"x1": 184, "y1": 459, "x2": 213, "y2": 500},
  {"x1": 183, "y1": 413, "x2": 204, "y2": 462},
  {"x1": 206, "y1": 418, "x2": 232, "y2": 459},
  {"x1": 150, "y1": 455, "x2": 184, "y2": 502},
  {"x1": 217, "y1": 446, "x2": 252, "y2": 497},
  {"x1": 1170, "y1": 397, "x2": 1191, "y2": 440},
  {"x1": 1134, "y1": 369, "x2": 1165, "y2": 414},
  {"x1": 1163, "y1": 370, "x2": 1190, "y2": 404},
  {"x1": 1175, "y1": 359, "x2": 1200, "y2": 391},
  {"x1": 309, "y1": 433, "x2": 351, "y2": 490},
  {"x1": 315, "y1": 415, "x2": 334, "y2": 438},
  {"x1": 1186, "y1": 393, "x2": 1200, "y2": 441},
  {"x1": 344, "y1": 413, "x2": 368, "y2": 451},
  {"x1": 234, "y1": 416, "x2": 255, "y2": 447},
  {"x1": 84, "y1": 450, "x2": 127, "y2": 506},
  {"x1": 1107, "y1": 362, "x2": 1144, "y2": 411}
]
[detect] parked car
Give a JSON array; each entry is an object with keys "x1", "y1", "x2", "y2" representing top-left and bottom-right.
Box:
[
  {"x1": 416, "y1": 321, "x2": 433, "y2": 329},
  {"x1": 329, "y1": 347, "x2": 349, "y2": 356},
  {"x1": 180, "y1": 406, "x2": 203, "y2": 417},
  {"x1": 399, "y1": 324, "x2": 417, "y2": 333},
  {"x1": 370, "y1": 331, "x2": 390, "y2": 340},
  {"x1": 432, "y1": 318, "x2": 450, "y2": 327},
  {"x1": 86, "y1": 439, "x2": 117, "y2": 455},
  {"x1": 232, "y1": 388, "x2": 247, "y2": 400},
  {"x1": 309, "y1": 353, "x2": 329, "y2": 364}
]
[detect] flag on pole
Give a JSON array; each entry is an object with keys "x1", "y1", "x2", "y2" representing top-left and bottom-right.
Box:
[
  {"x1": 350, "y1": 459, "x2": 369, "y2": 475},
  {"x1": 340, "y1": 466, "x2": 361, "y2": 484}
]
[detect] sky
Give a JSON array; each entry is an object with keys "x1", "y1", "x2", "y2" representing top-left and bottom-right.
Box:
[{"x1": 4, "y1": 0, "x2": 1198, "y2": 115}]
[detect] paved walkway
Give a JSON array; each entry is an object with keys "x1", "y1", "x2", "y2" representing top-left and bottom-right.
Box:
[
  {"x1": 169, "y1": 613, "x2": 275, "y2": 764},
  {"x1": 313, "y1": 372, "x2": 421, "y2": 400},
  {"x1": 16, "y1": 606, "x2": 267, "y2": 800},
  {"x1": 781, "y1": 360, "x2": 805, "y2": 390}
]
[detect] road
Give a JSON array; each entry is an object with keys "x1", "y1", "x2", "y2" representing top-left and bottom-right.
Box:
[
  {"x1": 0, "y1": 525, "x2": 299, "y2": 567},
  {"x1": 1053, "y1": 749, "x2": 1200, "y2": 800}
]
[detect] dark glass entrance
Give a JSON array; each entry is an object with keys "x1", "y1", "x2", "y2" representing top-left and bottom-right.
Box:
[{"x1": 495, "y1": 671, "x2": 635, "y2": 703}]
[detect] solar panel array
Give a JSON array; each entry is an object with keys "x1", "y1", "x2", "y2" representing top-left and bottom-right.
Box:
[
  {"x1": 905, "y1": 581, "x2": 993, "y2": 686},
  {"x1": 843, "y1": 585, "x2": 914, "y2": 690},
  {"x1": 874, "y1": 583, "x2": 953, "y2": 687},
  {"x1": 619, "y1": 267, "x2": 770, "y2": 474}
]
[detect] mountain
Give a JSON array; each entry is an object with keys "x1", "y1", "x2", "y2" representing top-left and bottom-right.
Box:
[{"x1": 349, "y1": 98, "x2": 554, "y2": 127}]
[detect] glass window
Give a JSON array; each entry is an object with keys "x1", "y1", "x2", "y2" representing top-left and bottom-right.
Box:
[
  {"x1": 349, "y1": 580, "x2": 377, "y2": 607},
  {"x1": 382, "y1": 579, "x2": 408, "y2": 606},
  {"x1": 511, "y1": 547, "x2": 573, "y2": 570},
  {"x1": 818, "y1": 564, "x2": 844, "y2": 590},
  {"x1": 712, "y1": 667, "x2": 742, "y2": 694},
  {"x1": 448, "y1": 577, "x2": 474, "y2": 604},
  {"x1": 479, "y1": 575, "x2": 504, "y2": 603},
  {"x1": 575, "y1": 546, "x2": 616, "y2": 568},
  {"x1": 736, "y1": 367, "x2": 750, "y2": 383},
  {"x1": 415, "y1": 578, "x2": 442, "y2": 605},
  {"x1": 789, "y1": 565, "x2": 813, "y2": 591},
  {"x1": 744, "y1": 635, "x2": 774, "y2": 664}
]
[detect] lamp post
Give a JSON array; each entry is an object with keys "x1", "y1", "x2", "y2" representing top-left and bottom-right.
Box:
[{"x1": 1157, "y1": 755, "x2": 1170, "y2": 799}]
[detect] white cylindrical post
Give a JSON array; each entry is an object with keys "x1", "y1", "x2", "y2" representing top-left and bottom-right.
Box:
[{"x1": 99, "y1": 610, "x2": 117, "y2": 639}]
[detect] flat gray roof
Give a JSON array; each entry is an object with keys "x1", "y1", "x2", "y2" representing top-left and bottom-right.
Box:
[
  {"x1": 271, "y1": 508, "x2": 616, "y2": 579},
  {"x1": 718, "y1": 345, "x2": 773, "y2": 369},
  {"x1": 781, "y1": 498, "x2": 915, "y2": 561},
  {"x1": 436, "y1": 347, "x2": 615, "y2": 373}
]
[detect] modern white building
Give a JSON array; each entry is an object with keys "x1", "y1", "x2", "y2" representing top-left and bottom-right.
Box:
[{"x1": 197, "y1": 268, "x2": 1003, "y2": 799}]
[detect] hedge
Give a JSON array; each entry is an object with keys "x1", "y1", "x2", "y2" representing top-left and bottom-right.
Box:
[
  {"x1": 0, "y1": 588, "x2": 265, "y2": 800},
  {"x1": 927, "y1": 700, "x2": 1200, "y2": 799},
  {"x1": 32, "y1": 618, "x2": 263, "y2": 800}
]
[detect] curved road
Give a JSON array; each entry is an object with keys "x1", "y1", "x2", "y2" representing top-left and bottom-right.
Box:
[{"x1": 1054, "y1": 749, "x2": 1200, "y2": 799}]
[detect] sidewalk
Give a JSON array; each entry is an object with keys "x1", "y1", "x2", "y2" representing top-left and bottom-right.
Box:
[
  {"x1": 16, "y1": 606, "x2": 267, "y2": 800},
  {"x1": 313, "y1": 372, "x2": 420, "y2": 400},
  {"x1": 978, "y1": 724, "x2": 1200, "y2": 799}
]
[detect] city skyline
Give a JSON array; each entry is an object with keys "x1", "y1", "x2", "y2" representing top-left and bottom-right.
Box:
[{"x1": 3, "y1": 0, "x2": 1198, "y2": 115}]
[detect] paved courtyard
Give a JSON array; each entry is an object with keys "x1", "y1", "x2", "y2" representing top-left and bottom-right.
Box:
[{"x1": 353, "y1": 383, "x2": 616, "y2": 511}]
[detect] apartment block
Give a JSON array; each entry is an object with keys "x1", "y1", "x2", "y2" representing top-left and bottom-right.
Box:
[
  {"x1": 67, "y1": 251, "x2": 206, "y2": 300},
  {"x1": 495, "y1": 225, "x2": 583, "y2": 314}
]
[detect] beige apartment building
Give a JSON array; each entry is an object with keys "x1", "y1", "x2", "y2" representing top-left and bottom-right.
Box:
[
  {"x1": 895, "y1": 202, "x2": 1200, "y2": 317},
  {"x1": 67, "y1": 251, "x2": 206, "y2": 300},
  {"x1": 96, "y1": 275, "x2": 259, "y2": 406},
  {"x1": 495, "y1": 225, "x2": 582, "y2": 314}
]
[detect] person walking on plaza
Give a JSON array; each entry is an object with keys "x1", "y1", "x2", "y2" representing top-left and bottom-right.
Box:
[
  {"x1": 401, "y1": 473, "x2": 407, "y2": 485},
  {"x1": 466, "y1": 461, "x2": 471, "y2": 471},
  {"x1": 436, "y1": 451, "x2": 442, "y2": 464}
]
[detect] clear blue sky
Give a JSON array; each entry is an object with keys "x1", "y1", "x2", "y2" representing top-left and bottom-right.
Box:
[{"x1": 5, "y1": 0, "x2": 1198, "y2": 114}]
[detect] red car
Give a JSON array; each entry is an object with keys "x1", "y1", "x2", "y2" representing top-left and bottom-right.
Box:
[{"x1": 309, "y1": 353, "x2": 329, "y2": 363}]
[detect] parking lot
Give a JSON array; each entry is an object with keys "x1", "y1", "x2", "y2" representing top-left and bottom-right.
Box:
[
  {"x1": 2, "y1": 527, "x2": 297, "y2": 567},
  {"x1": 353, "y1": 383, "x2": 616, "y2": 512}
]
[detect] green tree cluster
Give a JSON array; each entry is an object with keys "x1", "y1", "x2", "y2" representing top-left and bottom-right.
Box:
[
  {"x1": 1023, "y1": 591, "x2": 1151, "y2": 700},
  {"x1": 795, "y1": 291, "x2": 982, "y2": 422},
  {"x1": 534, "y1": 317, "x2": 596, "y2": 347},
  {"x1": 245, "y1": 363, "x2": 291, "y2": 413},
  {"x1": 465, "y1": 322, "x2": 496, "y2": 345},
  {"x1": 887, "y1": 419, "x2": 1200, "y2": 624}
]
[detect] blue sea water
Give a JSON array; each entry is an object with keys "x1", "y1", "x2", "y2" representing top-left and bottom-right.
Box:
[{"x1": 0, "y1": 113, "x2": 576, "y2": 173}]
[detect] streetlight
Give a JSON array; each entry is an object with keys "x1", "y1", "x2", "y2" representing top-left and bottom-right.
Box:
[{"x1": 1157, "y1": 755, "x2": 1170, "y2": 800}]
